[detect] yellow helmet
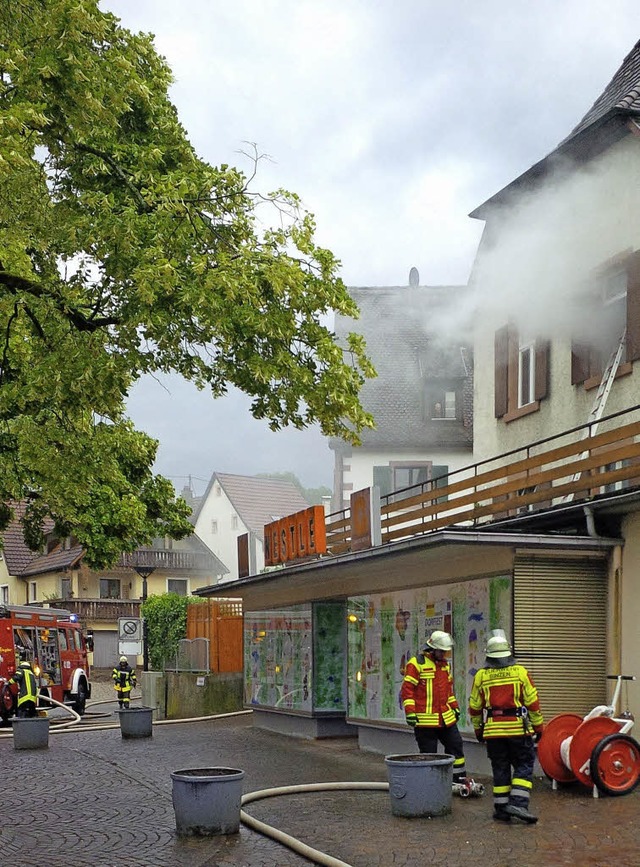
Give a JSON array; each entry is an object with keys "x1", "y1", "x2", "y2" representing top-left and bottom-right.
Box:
[{"x1": 119, "y1": 655, "x2": 128, "y2": 663}]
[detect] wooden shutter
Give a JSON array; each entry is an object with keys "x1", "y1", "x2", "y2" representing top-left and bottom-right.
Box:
[
  {"x1": 534, "y1": 340, "x2": 549, "y2": 401},
  {"x1": 513, "y1": 554, "x2": 608, "y2": 718},
  {"x1": 494, "y1": 325, "x2": 509, "y2": 417},
  {"x1": 625, "y1": 251, "x2": 640, "y2": 362},
  {"x1": 571, "y1": 341, "x2": 590, "y2": 385}
]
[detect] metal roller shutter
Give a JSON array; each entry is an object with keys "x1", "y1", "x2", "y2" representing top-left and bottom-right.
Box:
[{"x1": 514, "y1": 555, "x2": 608, "y2": 719}]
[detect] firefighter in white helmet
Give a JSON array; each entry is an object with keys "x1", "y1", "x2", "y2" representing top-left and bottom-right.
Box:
[
  {"x1": 112, "y1": 655, "x2": 137, "y2": 709},
  {"x1": 468, "y1": 630, "x2": 544, "y2": 824},
  {"x1": 400, "y1": 630, "x2": 468, "y2": 786}
]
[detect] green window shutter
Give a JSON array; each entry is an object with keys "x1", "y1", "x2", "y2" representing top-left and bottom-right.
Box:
[
  {"x1": 373, "y1": 466, "x2": 392, "y2": 497},
  {"x1": 432, "y1": 465, "x2": 449, "y2": 504}
]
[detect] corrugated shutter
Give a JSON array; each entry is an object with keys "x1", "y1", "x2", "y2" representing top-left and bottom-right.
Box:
[{"x1": 513, "y1": 555, "x2": 608, "y2": 719}]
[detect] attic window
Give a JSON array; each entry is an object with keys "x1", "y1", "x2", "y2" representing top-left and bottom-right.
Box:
[
  {"x1": 215, "y1": 485, "x2": 221, "y2": 496},
  {"x1": 431, "y1": 390, "x2": 457, "y2": 419},
  {"x1": 231, "y1": 515, "x2": 239, "y2": 530}
]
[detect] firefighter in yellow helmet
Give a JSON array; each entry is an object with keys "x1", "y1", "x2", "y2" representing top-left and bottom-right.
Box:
[
  {"x1": 8, "y1": 659, "x2": 38, "y2": 718},
  {"x1": 112, "y1": 655, "x2": 137, "y2": 709},
  {"x1": 469, "y1": 630, "x2": 544, "y2": 824},
  {"x1": 400, "y1": 630, "x2": 468, "y2": 786}
]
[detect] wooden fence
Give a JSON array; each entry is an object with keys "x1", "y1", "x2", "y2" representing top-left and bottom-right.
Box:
[{"x1": 187, "y1": 599, "x2": 243, "y2": 673}]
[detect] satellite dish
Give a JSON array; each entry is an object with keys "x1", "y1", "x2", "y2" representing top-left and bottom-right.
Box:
[{"x1": 408, "y1": 267, "x2": 419, "y2": 288}]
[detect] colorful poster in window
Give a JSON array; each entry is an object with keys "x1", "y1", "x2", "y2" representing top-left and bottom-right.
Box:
[
  {"x1": 244, "y1": 605, "x2": 312, "y2": 711},
  {"x1": 347, "y1": 575, "x2": 512, "y2": 732},
  {"x1": 313, "y1": 602, "x2": 346, "y2": 712}
]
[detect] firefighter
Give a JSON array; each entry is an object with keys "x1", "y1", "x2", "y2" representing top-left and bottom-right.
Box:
[
  {"x1": 112, "y1": 655, "x2": 137, "y2": 709},
  {"x1": 469, "y1": 630, "x2": 544, "y2": 824},
  {"x1": 400, "y1": 630, "x2": 468, "y2": 785},
  {"x1": 8, "y1": 660, "x2": 38, "y2": 718}
]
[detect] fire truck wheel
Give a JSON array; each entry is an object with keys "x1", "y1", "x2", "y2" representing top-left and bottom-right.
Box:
[{"x1": 73, "y1": 681, "x2": 88, "y2": 716}]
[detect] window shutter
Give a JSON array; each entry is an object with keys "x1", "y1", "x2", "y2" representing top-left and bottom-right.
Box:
[
  {"x1": 432, "y1": 465, "x2": 449, "y2": 504},
  {"x1": 571, "y1": 341, "x2": 590, "y2": 385},
  {"x1": 372, "y1": 466, "x2": 392, "y2": 497},
  {"x1": 494, "y1": 325, "x2": 509, "y2": 417},
  {"x1": 625, "y1": 251, "x2": 640, "y2": 362},
  {"x1": 534, "y1": 340, "x2": 549, "y2": 401}
]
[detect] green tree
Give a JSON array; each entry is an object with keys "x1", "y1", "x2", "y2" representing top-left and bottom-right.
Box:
[
  {"x1": 141, "y1": 592, "x2": 189, "y2": 671},
  {"x1": 0, "y1": 1, "x2": 374, "y2": 567}
]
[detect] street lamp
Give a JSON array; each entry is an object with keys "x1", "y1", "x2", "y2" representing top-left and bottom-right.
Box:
[{"x1": 133, "y1": 563, "x2": 156, "y2": 671}]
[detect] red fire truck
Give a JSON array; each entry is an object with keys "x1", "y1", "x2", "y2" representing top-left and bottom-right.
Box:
[{"x1": 0, "y1": 604, "x2": 92, "y2": 724}]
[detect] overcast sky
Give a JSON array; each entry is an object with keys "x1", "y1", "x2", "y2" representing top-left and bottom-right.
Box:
[{"x1": 103, "y1": 0, "x2": 640, "y2": 495}]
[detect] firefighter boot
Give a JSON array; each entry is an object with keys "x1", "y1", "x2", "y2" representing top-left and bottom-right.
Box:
[
  {"x1": 492, "y1": 809, "x2": 511, "y2": 822},
  {"x1": 505, "y1": 804, "x2": 538, "y2": 824}
]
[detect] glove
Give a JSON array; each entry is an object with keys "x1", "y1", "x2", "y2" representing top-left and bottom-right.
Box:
[
  {"x1": 406, "y1": 713, "x2": 418, "y2": 728},
  {"x1": 475, "y1": 728, "x2": 485, "y2": 743},
  {"x1": 453, "y1": 709, "x2": 460, "y2": 722}
]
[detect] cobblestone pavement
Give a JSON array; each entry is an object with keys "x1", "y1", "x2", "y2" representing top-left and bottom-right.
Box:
[{"x1": 1, "y1": 709, "x2": 639, "y2": 867}]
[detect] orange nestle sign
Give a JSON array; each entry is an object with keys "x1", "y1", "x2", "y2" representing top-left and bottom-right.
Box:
[{"x1": 264, "y1": 505, "x2": 327, "y2": 566}]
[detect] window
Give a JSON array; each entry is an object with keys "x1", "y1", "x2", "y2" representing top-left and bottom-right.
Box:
[
  {"x1": 0, "y1": 584, "x2": 8, "y2": 605},
  {"x1": 572, "y1": 253, "x2": 640, "y2": 385},
  {"x1": 99, "y1": 578, "x2": 121, "y2": 599},
  {"x1": 494, "y1": 325, "x2": 549, "y2": 420},
  {"x1": 430, "y1": 389, "x2": 458, "y2": 420},
  {"x1": 29, "y1": 582, "x2": 37, "y2": 603},
  {"x1": 518, "y1": 337, "x2": 535, "y2": 407},
  {"x1": 167, "y1": 579, "x2": 188, "y2": 596},
  {"x1": 61, "y1": 578, "x2": 71, "y2": 600},
  {"x1": 373, "y1": 463, "x2": 449, "y2": 499},
  {"x1": 211, "y1": 519, "x2": 218, "y2": 534},
  {"x1": 393, "y1": 465, "x2": 430, "y2": 490},
  {"x1": 231, "y1": 515, "x2": 239, "y2": 530}
]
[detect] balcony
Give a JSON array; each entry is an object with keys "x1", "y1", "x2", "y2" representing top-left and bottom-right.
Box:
[
  {"x1": 48, "y1": 599, "x2": 141, "y2": 622},
  {"x1": 118, "y1": 549, "x2": 215, "y2": 572}
]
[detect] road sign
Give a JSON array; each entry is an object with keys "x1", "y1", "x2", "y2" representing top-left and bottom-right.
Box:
[{"x1": 118, "y1": 617, "x2": 142, "y2": 641}]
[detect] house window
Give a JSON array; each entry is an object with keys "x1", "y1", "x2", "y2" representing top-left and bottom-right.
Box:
[
  {"x1": 373, "y1": 463, "x2": 449, "y2": 499},
  {"x1": 61, "y1": 578, "x2": 72, "y2": 600},
  {"x1": 167, "y1": 579, "x2": 188, "y2": 596},
  {"x1": 0, "y1": 584, "x2": 8, "y2": 605},
  {"x1": 572, "y1": 253, "x2": 640, "y2": 384},
  {"x1": 393, "y1": 465, "x2": 430, "y2": 490},
  {"x1": 99, "y1": 578, "x2": 121, "y2": 599},
  {"x1": 211, "y1": 519, "x2": 218, "y2": 534},
  {"x1": 495, "y1": 325, "x2": 549, "y2": 420},
  {"x1": 431, "y1": 389, "x2": 458, "y2": 420},
  {"x1": 29, "y1": 582, "x2": 37, "y2": 603},
  {"x1": 518, "y1": 337, "x2": 535, "y2": 407},
  {"x1": 231, "y1": 515, "x2": 239, "y2": 530}
]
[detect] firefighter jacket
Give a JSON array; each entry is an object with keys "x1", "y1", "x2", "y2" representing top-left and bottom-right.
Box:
[
  {"x1": 468, "y1": 663, "x2": 544, "y2": 739},
  {"x1": 9, "y1": 667, "x2": 37, "y2": 708},
  {"x1": 112, "y1": 665, "x2": 137, "y2": 694},
  {"x1": 400, "y1": 652, "x2": 460, "y2": 727}
]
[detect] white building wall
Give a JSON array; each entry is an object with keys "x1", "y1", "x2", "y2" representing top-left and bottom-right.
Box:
[
  {"x1": 473, "y1": 135, "x2": 640, "y2": 463},
  {"x1": 194, "y1": 481, "x2": 264, "y2": 582}
]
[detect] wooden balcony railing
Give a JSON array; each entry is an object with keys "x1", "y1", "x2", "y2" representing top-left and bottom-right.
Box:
[
  {"x1": 326, "y1": 404, "x2": 640, "y2": 555},
  {"x1": 118, "y1": 549, "x2": 214, "y2": 572},
  {"x1": 49, "y1": 599, "x2": 141, "y2": 622}
]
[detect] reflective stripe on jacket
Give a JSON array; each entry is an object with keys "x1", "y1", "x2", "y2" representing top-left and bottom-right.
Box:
[
  {"x1": 10, "y1": 668, "x2": 38, "y2": 707},
  {"x1": 400, "y1": 653, "x2": 459, "y2": 727},
  {"x1": 468, "y1": 664, "x2": 544, "y2": 738},
  {"x1": 112, "y1": 666, "x2": 136, "y2": 694}
]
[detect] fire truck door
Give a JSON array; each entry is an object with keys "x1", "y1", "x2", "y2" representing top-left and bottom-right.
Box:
[{"x1": 37, "y1": 627, "x2": 61, "y2": 686}]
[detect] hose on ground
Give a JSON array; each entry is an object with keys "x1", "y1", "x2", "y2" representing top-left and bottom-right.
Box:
[{"x1": 241, "y1": 782, "x2": 390, "y2": 867}]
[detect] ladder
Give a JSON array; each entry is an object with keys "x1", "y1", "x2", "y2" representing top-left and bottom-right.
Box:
[{"x1": 561, "y1": 330, "x2": 626, "y2": 503}]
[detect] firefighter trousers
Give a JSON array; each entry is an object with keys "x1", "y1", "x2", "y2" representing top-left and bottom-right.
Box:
[
  {"x1": 414, "y1": 724, "x2": 466, "y2": 782},
  {"x1": 486, "y1": 735, "x2": 535, "y2": 811}
]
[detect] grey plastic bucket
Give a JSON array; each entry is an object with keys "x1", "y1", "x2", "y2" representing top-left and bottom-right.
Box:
[
  {"x1": 12, "y1": 716, "x2": 50, "y2": 750},
  {"x1": 171, "y1": 767, "x2": 245, "y2": 836},
  {"x1": 385, "y1": 753, "x2": 454, "y2": 817},
  {"x1": 117, "y1": 706, "x2": 154, "y2": 738}
]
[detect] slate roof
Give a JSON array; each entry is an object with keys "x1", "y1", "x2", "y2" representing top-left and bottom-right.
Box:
[
  {"x1": 563, "y1": 37, "x2": 640, "y2": 143},
  {"x1": 194, "y1": 473, "x2": 310, "y2": 536},
  {"x1": 334, "y1": 283, "x2": 473, "y2": 449}
]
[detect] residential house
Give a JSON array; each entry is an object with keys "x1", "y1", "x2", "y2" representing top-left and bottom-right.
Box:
[
  {"x1": 2, "y1": 507, "x2": 227, "y2": 667},
  {"x1": 191, "y1": 472, "x2": 310, "y2": 583},
  {"x1": 330, "y1": 271, "x2": 473, "y2": 512}
]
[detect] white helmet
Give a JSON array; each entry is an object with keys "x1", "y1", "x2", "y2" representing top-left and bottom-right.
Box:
[
  {"x1": 119, "y1": 655, "x2": 128, "y2": 663},
  {"x1": 485, "y1": 632, "x2": 512, "y2": 658},
  {"x1": 426, "y1": 630, "x2": 454, "y2": 651}
]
